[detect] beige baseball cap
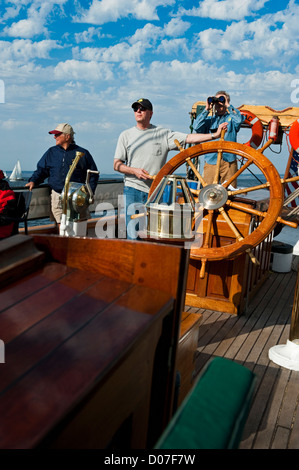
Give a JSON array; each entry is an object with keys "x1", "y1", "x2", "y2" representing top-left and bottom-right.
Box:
[{"x1": 49, "y1": 123, "x2": 75, "y2": 135}]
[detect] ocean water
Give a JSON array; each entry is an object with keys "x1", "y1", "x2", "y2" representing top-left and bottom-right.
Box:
[
  {"x1": 6, "y1": 170, "x2": 270, "y2": 188},
  {"x1": 5, "y1": 170, "x2": 291, "y2": 232},
  {"x1": 5, "y1": 171, "x2": 123, "y2": 188},
  {"x1": 6, "y1": 170, "x2": 273, "y2": 205}
]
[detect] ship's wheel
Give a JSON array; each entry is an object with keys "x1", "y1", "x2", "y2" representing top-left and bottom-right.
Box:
[{"x1": 148, "y1": 137, "x2": 298, "y2": 276}]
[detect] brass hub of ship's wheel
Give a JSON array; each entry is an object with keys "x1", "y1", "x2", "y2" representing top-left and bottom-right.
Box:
[
  {"x1": 148, "y1": 137, "x2": 298, "y2": 276},
  {"x1": 199, "y1": 184, "x2": 228, "y2": 210}
]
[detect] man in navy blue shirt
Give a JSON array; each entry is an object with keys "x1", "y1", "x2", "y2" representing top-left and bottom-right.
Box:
[{"x1": 26, "y1": 123, "x2": 98, "y2": 224}]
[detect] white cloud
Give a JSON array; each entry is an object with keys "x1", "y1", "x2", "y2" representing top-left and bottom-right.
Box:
[
  {"x1": 4, "y1": 17, "x2": 46, "y2": 38},
  {"x1": 73, "y1": 42, "x2": 145, "y2": 63},
  {"x1": 0, "y1": 119, "x2": 22, "y2": 130},
  {"x1": 128, "y1": 19, "x2": 191, "y2": 47},
  {"x1": 179, "y1": 0, "x2": 270, "y2": 21},
  {"x1": 0, "y1": 60, "x2": 44, "y2": 83},
  {"x1": 157, "y1": 38, "x2": 189, "y2": 56},
  {"x1": 147, "y1": 59, "x2": 220, "y2": 85},
  {"x1": 120, "y1": 19, "x2": 191, "y2": 55},
  {"x1": 54, "y1": 59, "x2": 114, "y2": 80},
  {"x1": 0, "y1": 39, "x2": 61, "y2": 61},
  {"x1": 0, "y1": 5, "x2": 22, "y2": 22},
  {"x1": 74, "y1": 27, "x2": 108, "y2": 43},
  {"x1": 74, "y1": 0, "x2": 175, "y2": 24},
  {"x1": 5, "y1": 83, "x2": 44, "y2": 104},
  {"x1": 1, "y1": 0, "x2": 32, "y2": 23},
  {"x1": 3, "y1": 0, "x2": 68, "y2": 38},
  {"x1": 194, "y1": 6, "x2": 299, "y2": 65},
  {"x1": 129, "y1": 23, "x2": 164, "y2": 45},
  {"x1": 164, "y1": 17, "x2": 191, "y2": 37}
]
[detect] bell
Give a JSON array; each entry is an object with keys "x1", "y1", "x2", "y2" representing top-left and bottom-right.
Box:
[{"x1": 145, "y1": 175, "x2": 196, "y2": 239}]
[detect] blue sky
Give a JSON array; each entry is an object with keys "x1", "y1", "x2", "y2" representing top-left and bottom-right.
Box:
[{"x1": 0, "y1": 0, "x2": 298, "y2": 175}]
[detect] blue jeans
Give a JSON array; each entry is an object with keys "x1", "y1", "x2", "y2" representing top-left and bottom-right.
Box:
[{"x1": 124, "y1": 186, "x2": 148, "y2": 239}]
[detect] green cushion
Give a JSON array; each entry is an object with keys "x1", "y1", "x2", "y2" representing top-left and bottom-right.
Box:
[{"x1": 155, "y1": 357, "x2": 255, "y2": 449}]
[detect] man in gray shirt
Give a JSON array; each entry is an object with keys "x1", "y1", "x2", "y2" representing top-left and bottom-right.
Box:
[{"x1": 114, "y1": 98, "x2": 226, "y2": 238}]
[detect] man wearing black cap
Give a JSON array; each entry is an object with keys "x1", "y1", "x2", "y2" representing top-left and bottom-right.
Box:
[
  {"x1": 113, "y1": 98, "x2": 227, "y2": 238},
  {"x1": 26, "y1": 123, "x2": 98, "y2": 226}
]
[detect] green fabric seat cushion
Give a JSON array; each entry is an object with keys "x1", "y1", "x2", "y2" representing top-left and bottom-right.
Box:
[{"x1": 156, "y1": 357, "x2": 255, "y2": 449}]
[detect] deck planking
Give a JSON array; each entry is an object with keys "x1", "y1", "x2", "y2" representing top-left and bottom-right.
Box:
[{"x1": 185, "y1": 268, "x2": 299, "y2": 449}]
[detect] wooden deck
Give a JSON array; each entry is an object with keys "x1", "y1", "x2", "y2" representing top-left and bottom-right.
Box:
[{"x1": 185, "y1": 267, "x2": 299, "y2": 449}]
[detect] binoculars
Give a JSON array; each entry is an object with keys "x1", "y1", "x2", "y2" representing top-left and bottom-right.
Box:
[{"x1": 208, "y1": 95, "x2": 226, "y2": 105}]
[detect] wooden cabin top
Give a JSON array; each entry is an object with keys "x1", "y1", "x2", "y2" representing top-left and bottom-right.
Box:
[{"x1": 191, "y1": 102, "x2": 299, "y2": 129}]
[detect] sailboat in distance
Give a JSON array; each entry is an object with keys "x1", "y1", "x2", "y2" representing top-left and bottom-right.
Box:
[{"x1": 9, "y1": 160, "x2": 25, "y2": 181}]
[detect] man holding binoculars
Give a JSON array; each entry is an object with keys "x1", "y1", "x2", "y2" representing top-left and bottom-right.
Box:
[{"x1": 193, "y1": 90, "x2": 245, "y2": 187}]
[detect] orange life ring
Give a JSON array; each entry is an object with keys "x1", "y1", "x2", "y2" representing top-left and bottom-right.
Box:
[
  {"x1": 240, "y1": 109, "x2": 264, "y2": 149},
  {"x1": 289, "y1": 119, "x2": 299, "y2": 153}
]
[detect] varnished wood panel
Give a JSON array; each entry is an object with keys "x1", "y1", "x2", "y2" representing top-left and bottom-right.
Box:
[
  {"x1": 0, "y1": 235, "x2": 190, "y2": 449},
  {"x1": 32, "y1": 235, "x2": 189, "y2": 301}
]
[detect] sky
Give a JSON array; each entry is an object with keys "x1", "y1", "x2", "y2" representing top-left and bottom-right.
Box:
[{"x1": 0, "y1": 0, "x2": 299, "y2": 176}]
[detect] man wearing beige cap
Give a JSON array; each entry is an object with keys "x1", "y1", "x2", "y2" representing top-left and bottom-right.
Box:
[{"x1": 26, "y1": 123, "x2": 98, "y2": 225}]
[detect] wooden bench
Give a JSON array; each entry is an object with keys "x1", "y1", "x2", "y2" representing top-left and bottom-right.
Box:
[
  {"x1": 0, "y1": 234, "x2": 190, "y2": 449},
  {"x1": 155, "y1": 356, "x2": 256, "y2": 449}
]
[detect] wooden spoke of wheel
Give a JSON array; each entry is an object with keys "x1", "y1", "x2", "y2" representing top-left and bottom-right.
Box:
[
  {"x1": 226, "y1": 200, "x2": 298, "y2": 228},
  {"x1": 225, "y1": 156, "x2": 298, "y2": 197},
  {"x1": 227, "y1": 175, "x2": 299, "y2": 197},
  {"x1": 174, "y1": 138, "x2": 208, "y2": 189},
  {"x1": 203, "y1": 211, "x2": 214, "y2": 248},
  {"x1": 227, "y1": 182, "x2": 270, "y2": 196},
  {"x1": 199, "y1": 210, "x2": 214, "y2": 278},
  {"x1": 192, "y1": 204, "x2": 204, "y2": 230},
  {"x1": 148, "y1": 140, "x2": 284, "y2": 261},
  {"x1": 218, "y1": 206, "x2": 259, "y2": 265},
  {"x1": 213, "y1": 148, "x2": 223, "y2": 185},
  {"x1": 199, "y1": 260, "x2": 207, "y2": 279},
  {"x1": 174, "y1": 139, "x2": 184, "y2": 152},
  {"x1": 213, "y1": 129, "x2": 226, "y2": 185},
  {"x1": 281, "y1": 175, "x2": 299, "y2": 186},
  {"x1": 222, "y1": 159, "x2": 253, "y2": 189},
  {"x1": 186, "y1": 158, "x2": 206, "y2": 187}
]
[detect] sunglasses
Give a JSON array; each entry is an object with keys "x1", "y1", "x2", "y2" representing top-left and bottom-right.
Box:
[
  {"x1": 54, "y1": 132, "x2": 63, "y2": 137},
  {"x1": 133, "y1": 106, "x2": 147, "y2": 112}
]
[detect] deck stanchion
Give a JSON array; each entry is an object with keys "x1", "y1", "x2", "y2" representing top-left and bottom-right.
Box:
[
  {"x1": 268, "y1": 264, "x2": 299, "y2": 371},
  {"x1": 290, "y1": 264, "x2": 299, "y2": 341}
]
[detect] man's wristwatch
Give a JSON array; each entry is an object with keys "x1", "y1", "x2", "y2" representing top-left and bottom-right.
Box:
[{"x1": 211, "y1": 133, "x2": 216, "y2": 139}]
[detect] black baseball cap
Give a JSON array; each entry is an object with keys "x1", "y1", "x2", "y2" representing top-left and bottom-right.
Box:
[{"x1": 131, "y1": 98, "x2": 153, "y2": 111}]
